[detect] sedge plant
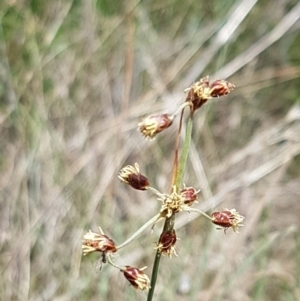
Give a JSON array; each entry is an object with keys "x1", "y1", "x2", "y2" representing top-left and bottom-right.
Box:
[{"x1": 81, "y1": 76, "x2": 245, "y2": 300}]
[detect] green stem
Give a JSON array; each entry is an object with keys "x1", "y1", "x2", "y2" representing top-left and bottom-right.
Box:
[
  {"x1": 147, "y1": 250, "x2": 161, "y2": 301},
  {"x1": 147, "y1": 115, "x2": 194, "y2": 301},
  {"x1": 147, "y1": 214, "x2": 175, "y2": 301},
  {"x1": 175, "y1": 115, "x2": 193, "y2": 188},
  {"x1": 183, "y1": 206, "x2": 213, "y2": 220},
  {"x1": 107, "y1": 254, "x2": 122, "y2": 270},
  {"x1": 116, "y1": 213, "x2": 162, "y2": 249}
]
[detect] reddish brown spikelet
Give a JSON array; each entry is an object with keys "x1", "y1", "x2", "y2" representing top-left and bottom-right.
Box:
[
  {"x1": 180, "y1": 186, "x2": 199, "y2": 206},
  {"x1": 122, "y1": 266, "x2": 151, "y2": 291},
  {"x1": 185, "y1": 76, "x2": 211, "y2": 111},
  {"x1": 138, "y1": 113, "x2": 174, "y2": 139},
  {"x1": 185, "y1": 76, "x2": 235, "y2": 113},
  {"x1": 126, "y1": 173, "x2": 149, "y2": 190},
  {"x1": 82, "y1": 229, "x2": 117, "y2": 255},
  {"x1": 118, "y1": 163, "x2": 150, "y2": 190},
  {"x1": 209, "y1": 80, "x2": 235, "y2": 97},
  {"x1": 211, "y1": 209, "x2": 244, "y2": 233},
  {"x1": 211, "y1": 210, "x2": 232, "y2": 228},
  {"x1": 156, "y1": 229, "x2": 178, "y2": 257}
]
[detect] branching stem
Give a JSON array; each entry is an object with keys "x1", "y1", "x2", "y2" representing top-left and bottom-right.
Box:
[
  {"x1": 147, "y1": 112, "x2": 194, "y2": 301},
  {"x1": 116, "y1": 213, "x2": 162, "y2": 250},
  {"x1": 183, "y1": 207, "x2": 213, "y2": 220}
]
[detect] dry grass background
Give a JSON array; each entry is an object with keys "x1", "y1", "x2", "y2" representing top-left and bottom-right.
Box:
[{"x1": 1, "y1": 0, "x2": 300, "y2": 300}]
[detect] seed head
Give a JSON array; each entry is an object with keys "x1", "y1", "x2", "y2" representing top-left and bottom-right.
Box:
[
  {"x1": 209, "y1": 79, "x2": 235, "y2": 97},
  {"x1": 180, "y1": 186, "x2": 200, "y2": 206},
  {"x1": 138, "y1": 113, "x2": 174, "y2": 139},
  {"x1": 118, "y1": 163, "x2": 150, "y2": 190},
  {"x1": 122, "y1": 266, "x2": 151, "y2": 291},
  {"x1": 184, "y1": 76, "x2": 211, "y2": 111},
  {"x1": 211, "y1": 208, "x2": 244, "y2": 233},
  {"x1": 82, "y1": 228, "x2": 117, "y2": 255},
  {"x1": 156, "y1": 229, "x2": 178, "y2": 257},
  {"x1": 184, "y1": 76, "x2": 235, "y2": 112}
]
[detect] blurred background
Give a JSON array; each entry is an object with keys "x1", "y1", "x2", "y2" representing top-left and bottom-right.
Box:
[{"x1": 1, "y1": 0, "x2": 300, "y2": 300}]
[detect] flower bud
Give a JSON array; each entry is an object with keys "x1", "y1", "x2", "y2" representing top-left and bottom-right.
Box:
[
  {"x1": 180, "y1": 186, "x2": 199, "y2": 206},
  {"x1": 118, "y1": 163, "x2": 150, "y2": 190},
  {"x1": 156, "y1": 229, "x2": 178, "y2": 257},
  {"x1": 138, "y1": 113, "x2": 174, "y2": 139},
  {"x1": 82, "y1": 228, "x2": 117, "y2": 255},
  {"x1": 209, "y1": 80, "x2": 235, "y2": 97},
  {"x1": 211, "y1": 208, "x2": 244, "y2": 233},
  {"x1": 122, "y1": 266, "x2": 151, "y2": 291}
]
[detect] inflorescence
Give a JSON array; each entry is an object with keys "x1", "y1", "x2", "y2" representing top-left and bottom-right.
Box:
[{"x1": 81, "y1": 76, "x2": 244, "y2": 292}]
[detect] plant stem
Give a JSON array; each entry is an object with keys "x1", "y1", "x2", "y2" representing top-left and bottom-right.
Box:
[
  {"x1": 175, "y1": 115, "x2": 193, "y2": 188},
  {"x1": 147, "y1": 249, "x2": 161, "y2": 301},
  {"x1": 107, "y1": 254, "x2": 122, "y2": 270},
  {"x1": 184, "y1": 207, "x2": 213, "y2": 220},
  {"x1": 171, "y1": 108, "x2": 185, "y2": 186},
  {"x1": 147, "y1": 114, "x2": 194, "y2": 301},
  {"x1": 116, "y1": 213, "x2": 162, "y2": 249},
  {"x1": 147, "y1": 214, "x2": 175, "y2": 301}
]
